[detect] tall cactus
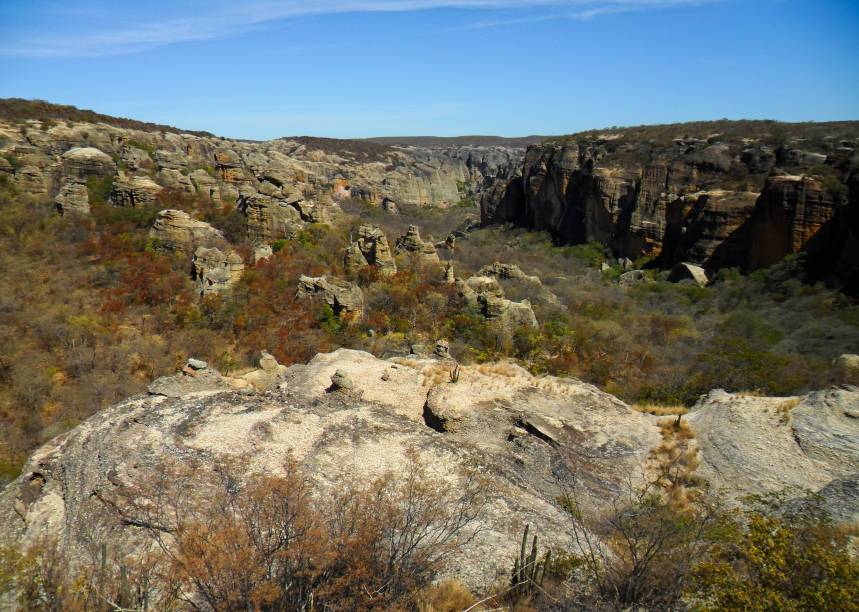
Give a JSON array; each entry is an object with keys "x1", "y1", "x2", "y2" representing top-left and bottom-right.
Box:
[{"x1": 511, "y1": 524, "x2": 551, "y2": 595}]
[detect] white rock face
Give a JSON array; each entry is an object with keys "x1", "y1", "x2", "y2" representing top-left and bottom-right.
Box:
[{"x1": 192, "y1": 246, "x2": 244, "y2": 295}]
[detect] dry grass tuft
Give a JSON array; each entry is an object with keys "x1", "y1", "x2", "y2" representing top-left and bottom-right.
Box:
[
  {"x1": 633, "y1": 404, "x2": 689, "y2": 417},
  {"x1": 415, "y1": 579, "x2": 478, "y2": 612}
]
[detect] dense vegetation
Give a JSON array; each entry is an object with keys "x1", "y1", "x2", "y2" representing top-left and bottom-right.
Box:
[{"x1": 1, "y1": 177, "x2": 857, "y2": 485}]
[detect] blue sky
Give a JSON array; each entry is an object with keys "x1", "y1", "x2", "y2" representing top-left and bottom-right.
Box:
[{"x1": 0, "y1": 1, "x2": 857, "y2": 139}]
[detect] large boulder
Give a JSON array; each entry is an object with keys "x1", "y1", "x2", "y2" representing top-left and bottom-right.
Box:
[
  {"x1": 833, "y1": 354, "x2": 859, "y2": 386},
  {"x1": 668, "y1": 262, "x2": 710, "y2": 287},
  {"x1": 457, "y1": 275, "x2": 538, "y2": 329},
  {"x1": 297, "y1": 275, "x2": 364, "y2": 317},
  {"x1": 110, "y1": 174, "x2": 163, "y2": 207},
  {"x1": 61, "y1": 147, "x2": 115, "y2": 181},
  {"x1": 149, "y1": 209, "x2": 225, "y2": 257},
  {"x1": 192, "y1": 246, "x2": 244, "y2": 296}
]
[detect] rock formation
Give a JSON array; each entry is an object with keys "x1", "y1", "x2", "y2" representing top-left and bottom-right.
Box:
[
  {"x1": 395, "y1": 225, "x2": 440, "y2": 266},
  {"x1": 0, "y1": 349, "x2": 660, "y2": 588},
  {"x1": 60, "y1": 146, "x2": 115, "y2": 181},
  {"x1": 747, "y1": 175, "x2": 838, "y2": 270},
  {"x1": 149, "y1": 209, "x2": 225, "y2": 257},
  {"x1": 667, "y1": 262, "x2": 710, "y2": 287},
  {"x1": 191, "y1": 246, "x2": 244, "y2": 296},
  {"x1": 54, "y1": 182, "x2": 89, "y2": 216},
  {"x1": 457, "y1": 275, "x2": 539, "y2": 329},
  {"x1": 110, "y1": 174, "x2": 163, "y2": 207},
  {"x1": 687, "y1": 388, "x2": 859, "y2": 522},
  {"x1": 480, "y1": 122, "x2": 858, "y2": 283},
  {"x1": 297, "y1": 275, "x2": 364, "y2": 317},
  {"x1": 344, "y1": 225, "x2": 397, "y2": 276}
]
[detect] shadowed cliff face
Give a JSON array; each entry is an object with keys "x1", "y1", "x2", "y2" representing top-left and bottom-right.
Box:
[{"x1": 481, "y1": 121, "x2": 859, "y2": 286}]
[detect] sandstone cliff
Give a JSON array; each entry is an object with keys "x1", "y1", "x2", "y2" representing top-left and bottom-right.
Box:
[{"x1": 481, "y1": 121, "x2": 859, "y2": 287}]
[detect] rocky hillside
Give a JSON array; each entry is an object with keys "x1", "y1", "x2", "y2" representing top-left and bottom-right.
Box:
[
  {"x1": 481, "y1": 120, "x2": 859, "y2": 291},
  {"x1": 0, "y1": 99, "x2": 522, "y2": 214},
  {"x1": 2, "y1": 348, "x2": 856, "y2": 591}
]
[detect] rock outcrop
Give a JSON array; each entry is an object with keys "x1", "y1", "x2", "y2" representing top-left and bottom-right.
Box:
[
  {"x1": 344, "y1": 225, "x2": 397, "y2": 276},
  {"x1": 191, "y1": 246, "x2": 244, "y2": 296},
  {"x1": 687, "y1": 388, "x2": 859, "y2": 522},
  {"x1": 110, "y1": 174, "x2": 163, "y2": 207},
  {"x1": 747, "y1": 175, "x2": 838, "y2": 270},
  {"x1": 297, "y1": 275, "x2": 364, "y2": 317},
  {"x1": 54, "y1": 182, "x2": 89, "y2": 216},
  {"x1": 0, "y1": 349, "x2": 660, "y2": 588},
  {"x1": 457, "y1": 275, "x2": 539, "y2": 329},
  {"x1": 3, "y1": 349, "x2": 856, "y2": 591},
  {"x1": 149, "y1": 209, "x2": 225, "y2": 257},
  {"x1": 667, "y1": 262, "x2": 710, "y2": 287},
  {"x1": 395, "y1": 225, "x2": 440, "y2": 266},
  {"x1": 61, "y1": 146, "x2": 115, "y2": 181}
]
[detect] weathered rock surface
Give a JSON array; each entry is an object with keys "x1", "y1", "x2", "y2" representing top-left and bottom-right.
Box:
[
  {"x1": 457, "y1": 275, "x2": 539, "y2": 329},
  {"x1": 395, "y1": 224, "x2": 440, "y2": 266},
  {"x1": 747, "y1": 175, "x2": 838, "y2": 270},
  {"x1": 61, "y1": 147, "x2": 115, "y2": 181},
  {"x1": 297, "y1": 275, "x2": 364, "y2": 317},
  {"x1": 0, "y1": 349, "x2": 856, "y2": 590},
  {"x1": 344, "y1": 225, "x2": 397, "y2": 276},
  {"x1": 0, "y1": 349, "x2": 659, "y2": 588},
  {"x1": 667, "y1": 262, "x2": 710, "y2": 287},
  {"x1": 191, "y1": 246, "x2": 244, "y2": 296},
  {"x1": 687, "y1": 388, "x2": 859, "y2": 522},
  {"x1": 481, "y1": 123, "x2": 858, "y2": 283},
  {"x1": 110, "y1": 174, "x2": 162, "y2": 207},
  {"x1": 54, "y1": 182, "x2": 90, "y2": 216},
  {"x1": 148, "y1": 209, "x2": 225, "y2": 257},
  {"x1": 833, "y1": 354, "x2": 859, "y2": 386}
]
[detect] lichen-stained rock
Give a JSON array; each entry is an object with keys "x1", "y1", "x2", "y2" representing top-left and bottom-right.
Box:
[
  {"x1": 110, "y1": 174, "x2": 163, "y2": 207},
  {"x1": 192, "y1": 246, "x2": 244, "y2": 296},
  {"x1": 61, "y1": 146, "x2": 116, "y2": 181},
  {"x1": 747, "y1": 175, "x2": 838, "y2": 270},
  {"x1": 395, "y1": 224, "x2": 440, "y2": 266},
  {"x1": 54, "y1": 182, "x2": 90, "y2": 216},
  {"x1": 345, "y1": 224, "x2": 396, "y2": 276},
  {"x1": 297, "y1": 275, "x2": 364, "y2": 317},
  {"x1": 238, "y1": 192, "x2": 303, "y2": 242},
  {"x1": 149, "y1": 209, "x2": 225, "y2": 257},
  {"x1": 833, "y1": 354, "x2": 859, "y2": 386},
  {"x1": 0, "y1": 348, "x2": 660, "y2": 590}
]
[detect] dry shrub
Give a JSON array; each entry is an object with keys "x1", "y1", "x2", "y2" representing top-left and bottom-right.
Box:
[
  {"x1": 108, "y1": 450, "x2": 488, "y2": 611},
  {"x1": 648, "y1": 417, "x2": 701, "y2": 508}
]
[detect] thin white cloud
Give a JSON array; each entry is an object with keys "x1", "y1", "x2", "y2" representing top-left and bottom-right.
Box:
[{"x1": 1, "y1": 0, "x2": 723, "y2": 57}]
